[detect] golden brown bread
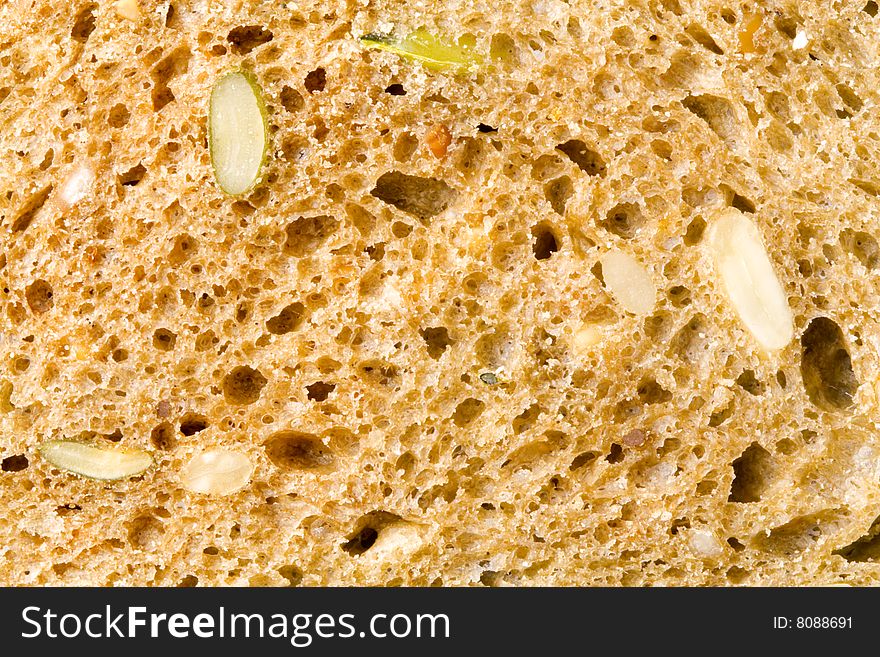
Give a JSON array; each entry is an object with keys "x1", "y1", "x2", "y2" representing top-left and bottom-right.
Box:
[{"x1": 3, "y1": 0, "x2": 880, "y2": 585}]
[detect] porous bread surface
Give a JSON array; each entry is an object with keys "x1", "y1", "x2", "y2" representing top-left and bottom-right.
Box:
[{"x1": 3, "y1": 0, "x2": 880, "y2": 586}]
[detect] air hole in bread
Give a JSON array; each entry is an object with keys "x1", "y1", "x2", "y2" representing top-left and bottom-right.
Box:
[
  {"x1": 461, "y1": 272, "x2": 488, "y2": 295},
  {"x1": 719, "y1": 8, "x2": 737, "y2": 23},
  {"x1": 836, "y1": 84, "x2": 863, "y2": 113},
  {"x1": 683, "y1": 216, "x2": 706, "y2": 245},
  {"x1": 569, "y1": 451, "x2": 598, "y2": 471},
  {"x1": 611, "y1": 25, "x2": 635, "y2": 47},
  {"x1": 310, "y1": 116, "x2": 329, "y2": 142},
  {"x1": 667, "y1": 285, "x2": 691, "y2": 307},
  {"x1": 850, "y1": 178, "x2": 880, "y2": 197},
  {"x1": 669, "y1": 518, "x2": 690, "y2": 535},
  {"x1": 71, "y1": 3, "x2": 97, "y2": 43},
  {"x1": 11, "y1": 186, "x2": 52, "y2": 233},
  {"x1": 654, "y1": 438, "x2": 678, "y2": 460},
  {"x1": 839, "y1": 228, "x2": 879, "y2": 269},
  {"x1": 696, "y1": 478, "x2": 717, "y2": 495},
  {"x1": 479, "y1": 571, "x2": 501, "y2": 586},
  {"x1": 395, "y1": 451, "x2": 416, "y2": 476},
  {"x1": 681, "y1": 94, "x2": 742, "y2": 149},
  {"x1": 729, "y1": 192, "x2": 756, "y2": 214},
  {"x1": 775, "y1": 369, "x2": 787, "y2": 389},
  {"x1": 511, "y1": 403, "x2": 541, "y2": 434},
  {"x1": 279, "y1": 134, "x2": 308, "y2": 161},
  {"x1": 531, "y1": 223, "x2": 559, "y2": 260},
  {"x1": 151, "y1": 47, "x2": 191, "y2": 112},
  {"x1": 230, "y1": 201, "x2": 255, "y2": 218},
  {"x1": 284, "y1": 215, "x2": 338, "y2": 257},
  {"x1": 660, "y1": 51, "x2": 701, "y2": 89},
  {"x1": 168, "y1": 233, "x2": 197, "y2": 264},
  {"x1": 682, "y1": 185, "x2": 720, "y2": 209},
  {"x1": 729, "y1": 442, "x2": 773, "y2": 503},
  {"x1": 108, "y1": 103, "x2": 131, "y2": 128},
  {"x1": 491, "y1": 235, "x2": 525, "y2": 272},
  {"x1": 726, "y1": 566, "x2": 749, "y2": 584},
  {"x1": 452, "y1": 398, "x2": 485, "y2": 428},
  {"x1": 670, "y1": 314, "x2": 708, "y2": 363},
  {"x1": 685, "y1": 24, "x2": 724, "y2": 54},
  {"x1": 490, "y1": 33, "x2": 518, "y2": 64},
  {"x1": 726, "y1": 537, "x2": 745, "y2": 552},
  {"x1": 358, "y1": 360, "x2": 398, "y2": 386},
  {"x1": 265, "y1": 431, "x2": 334, "y2": 470},
  {"x1": 101, "y1": 428, "x2": 122, "y2": 443},
  {"x1": 544, "y1": 176, "x2": 573, "y2": 216},
  {"x1": 605, "y1": 443, "x2": 624, "y2": 463},
  {"x1": 556, "y1": 140, "x2": 606, "y2": 175},
  {"x1": 504, "y1": 434, "x2": 566, "y2": 470},
  {"x1": 266, "y1": 302, "x2": 305, "y2": 335},
  {"x1": 637, "y1": 377, "x2": 672, "y2": 404},
  {"x1": 164, "y1": 3, "x2": 178, "y2": 28},
  {"x1": 343, "y1": 203, "x2": 373, "y2": 236},
  {"x1": 222, "y1": 366, "x2": 268, "y2": 405},
  {"x1": 775, "y1": 438, "x2": 797, "y2": 455},
  {"x1": 279, "y1": 85, "x2": 304, "y2": 112},
  {"x1": 306, "y1": 381, "x2": 335, "y2": 402},
  {"x1": 340, "y1": 511, "x2": 402, "y2": 556},
  {"x1": 865, "y1": 0, "x2": 879, "y2": 16},
  {"x1": 800, "y1": 317, "x2": 858, "y2": 411},
  {"x1": 600, "y1": 202, "x2": 644, "y2": 238},
  {"x1": 179, "y1": 413, "x2": 208, "y2": 436},
  {"x1": 226, "y1": 26, "x2": 274, "y2": 54},
  {"x1": 178, "y1": 575, "x2": 198, "y2": 587},
  {"x1": 150, "y1": 422, "x2": 177, "y2": 450},
  {"x1": 455, "y1": 138, "x2": 485, "y2": 176},
  {"x1": 25, "y1": 279, "x2": 54, "y2": 314},
  {"x1": 304, "y1": 67, "x2": 326, "y2": 93},
  {"x1": 324, "y1": 427, "x2": 358, "y2": 457},
  {"x1": 384, "y1": 83, "x2": 406, "y2": 96},
  {"x1": 342, "y1": 527, "x2": 378, "y2": 555},
  {"x1": 393, "y1": 132, "x2": 418, "y2": 162},
  {"x1": 833, "y1": 516, "x2": 880, "y2": 562},
  {"x1": 56, "y1": 504, "x2": 82, "y2": 517},
  {"x1": 38, "y1": 149, "x2": 54, "y2": 171},
  {"x1": 756, "y1": 510, "x2": 847, "y2": 556},
  {"x1": 117, "y1": 163, "x2": 146, "y2": 187},
  {"x1": 365, "y1": 242, "x2": 384, "y2": 260},
  {"x1": 278, "y1": 565, "x2": 303, "y2": 586},
  {"x1": 1, "y1": 454, "x2": 28, "y2": 472},
  {"x1": 127, "y1": 515, "x2": 165, "y2": 550},
  {"x1": 708, "y1": 401, "x2": 734, "y2": 427},
  {"x1": 195, "y1": 329, "x2": 219, "y2": 352},
  {"x1": 371, "y1": 172, "x2": 456, "y2": 221},
  {"x1": 420, "y1": 326, "x2": 452, "y2": 359},
  {"x1": 474, "y1": 327, "x2": 513, "y2": 369},
  {"x1": 152, "y1": 328, "x2": 176, "y2": 351},
  {"x1": 773, "y1": 14, "x2": 799, "y2": 40},
  {"x1": 735, "y1": 370, "x2": 765, "y2": 395}
]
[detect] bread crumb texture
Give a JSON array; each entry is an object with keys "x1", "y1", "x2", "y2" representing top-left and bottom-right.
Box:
[{"x1": 2, "y1": 0, "x2": 880, "y2": 586}]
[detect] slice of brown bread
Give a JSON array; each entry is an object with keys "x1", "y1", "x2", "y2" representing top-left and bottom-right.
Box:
[{"x1": 2, "y1": 0, "x2": 880, "y2": 586}]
